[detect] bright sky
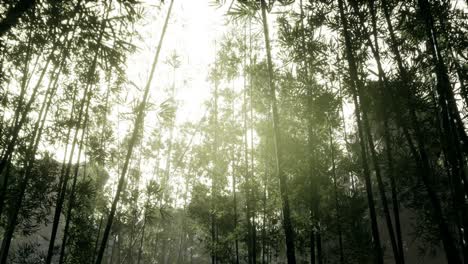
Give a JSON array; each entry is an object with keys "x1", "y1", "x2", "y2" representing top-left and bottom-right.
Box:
[
  {"x1": 126, "y1": 0, "x2": 228, "y2": 125},
  {"x1": 103, "y1": 0, "x2": 233, "y2": 206}
]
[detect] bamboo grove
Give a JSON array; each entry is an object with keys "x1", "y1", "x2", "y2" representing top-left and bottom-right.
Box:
[{"x1": 0, "y1": 0, "x2": 467, "y2": 263}]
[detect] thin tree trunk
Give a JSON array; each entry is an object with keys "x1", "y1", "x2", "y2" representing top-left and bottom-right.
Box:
[
  {"x1": 336, "y1": 0, "x2": 384, "y2": 263},
  {"x1": 92, "y1": 76, "x2": 111, "y2": 263},
  {"x1": 176, "y1": 180, "x2": 189, "y2": 264},
  {"x1": 417, "y1": 1, "x2": 468, "y2": 260},
  {"x1": 298, "y1": 1, "x2": 322, "y2": 262},
  {"x1": 5, "y1": 45, "x2": 32, "y2": 158},
  {"x1": 242, "y1": 25, "x2": 254, "y2": 264},
  {"x1": 380, "y1": 1, "x2": 462, "y2": 262},
  {"x1": 93, "y1": 215, "x2": 104, "y2": 264},
  {"x1": 47, "y1": 9, "x2": 107, "y2": 260},
  {"x1": 316, "y1": 231, "x2": 323, "y2": 264},
  {"x1": 127, "y1": 155, "x2": 143, "y2": 264},
  {"x1": 366, "y1": 2, "x2": 405, "y2": 262},
  {"x1": 434, "y1": 9, "x2": 468, "y2": 108},
  {"x1": 0, "y1": 32, "x2": 32, "y2": 161},
  {"x1": 163, "y1": 63, "x2": 177, "y2": 201},
  {"x1": 119, "y1": 226, "x2": 146, "y2": 264},
  {"x1": 260, "y1": 1, "x2": 296, "y2": 263},
  {"x1": 45, "y1": 57, "x2": 97, "y2": 264},
  {"x1": 337, "y1": 54, "x2": 356, "y2": 195},
  {"x1": 57, "y1": 91, "x2": 91, "y2": 264},
  {"x1": 417, "y1": 0, "x2": 468, "y2": 151},
  {"x1": 232, "y1": 159, "x2": 240, "y2": 264},
  {"x1": 0, "y1": 80, "x2": 10, "y2": 150},
  {"x1": 0, "y1": 42, "x2": 59, "y2": 263},
  {"x1": 346, "y1": 2, "x2": 401, "y2": 262},
  {"x1": 0, "y1": 82, "x2": 19, "y2": 216},
  {"x1": 249, "y1": 19, "x2": 257, "y2": 264},
  {"x1": 211, "y1": 40, "x2": 220, "y2": 264},
  {"x1": 262, "y1": 152, "x2": 268, "y2": 264},
  {"x1": 310, "y1": 229, "x2": 315, "y2": 264},
  {"x1": 362, "y1": 106, "x2": 399, "y2": 261},
  {"x1": 328, "y1": 123, "x2": 344, "y2": 264},
  {"x1": 29, "y1": 50, "x2": 72, "y2": 260},
  {"x1": 136, "y1": 208, "x2": 147, "y2": 264},
  {"x1": 95, "y1": 1, "x2": 174, "y2": 263},
  {"x1": 261, "y1": 185, "x2": 267, "y2": 264},
  {"x1": 0, "y1": 42, "x2": 55, "y2": 177},
  {"x1": 0, "y1": 155, "x2": 11, "y2": 218}
]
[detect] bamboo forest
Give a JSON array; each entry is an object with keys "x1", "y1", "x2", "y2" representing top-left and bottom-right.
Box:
[{"x1": 1, "y1": 0, "x2": 468, "y2": 263}]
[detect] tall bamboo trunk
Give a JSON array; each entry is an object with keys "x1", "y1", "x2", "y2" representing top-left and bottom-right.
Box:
[
  {"x1": 337, "y1": 58, "x2": 356, "y2": 195},
  {"x1": 45, "y1": 57, "x2": 97, "y2": 264},
  {"x1": 176, "y1": 178, "x2": 190, "y2": 264},
  {"x1": 260, "y1": 1, "x2": 296, "y2": 263},
  {"x1": 248, "y1": 20, "x2": 258, "y2": 264},
  {"x1": 136, "y1": 206, "x2": 148, "y2": 264},
  {"x1": 249, "y1": 41, "x2": 257, "y2": 264},
  {"x1": 92, "y1": 76, "x2": 112, "y2": 263},
  {"x1": 0, "y1": 155, "x2": 12, "y2": 218},
  {"x1": 42, "y1": 11, "x2": 94, "y2": 262},
  {"x1": 417, "y1": 0, "x2": 468, "y2": 260},
  {"x1": 0, "y1": 32, "x2": 32, "y2": 163},
  {"x1": 345, "y1": 2, "x2": 401, "y2": 262},
  {"x1": 0, "y1": 42, "x2": 55, "y2": 177},
  {"x1": 336, "y1": 0, "x2": 384, "y2": 263},
  {"x1": 328, "y1": 123, "x2": 345, "y2": 264},
  {"x1": 35, "y1": 26, "x2": 78, "y2": 258},
  {"x1": 0, "y1": 80, "x2": 10, "y2": 150},
  {"x1": 261, "y1": 154, "x2": 267, "y2": 264},
  {"x1": 297, "y1": 2, "x2": 321, "y2": 262},
  {"x1": 57, "y1": 91, "x2": 91, "y2": 264},
  {"x1": 367, "y1": 2, "x2": 405, "y2": 262},
  {"x1": 33, "y1": 49, "x2": 72, "y2": 258},
  {"x1": 50, "y1": 8, "x2": 109, "y2": 261},
  {"x1": 95, "y1": 1, "x2": 174, "y2": 263},
  {"x1": 380, "y1": 0, "x2": 462, "y2": 262},
  {"x1": 93, "y1": 216, "x2": 104, "y2": 263},
  {"x1": 434, "y1": 10, "x2": 468, "y2": 108},
  {"x1": 0, "y1": 40, "x2": 30, "y2": 216},
  {"x1": 211, "y1": 52, "x2": 219, "y2": 264},
  {"x1": 232, "y1": 159, "x2": 240, "y2": 264},
  {"x1": 417, "y1": 0, "x2": 468, "y2": 150},
  {"x1": 163, "y1": 64, "x2": 177, "y2": 202},
  {"x1": 242, "y1": 25, "x2": 254, "y2": 264},
  {"x1": 362, "y1": 102, "x2": 400, "y2": 262},
  {"x1": 0, "y1": 41, "x2": 60, "y2": 263},
  {"x1": 310, "y1": 228, "x2": 315, "y2": 264},
  {"x1": 128, "y1": 155, "x2": 143, "y2": 264}
]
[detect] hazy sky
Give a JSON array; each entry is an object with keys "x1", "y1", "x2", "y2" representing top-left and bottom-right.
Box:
[
  {"x1": 102, "y1": 0, "x2": 232, "y2": 204},
  {"x1": 126, "y1": 0, "x2": 228, "y2": 126}
]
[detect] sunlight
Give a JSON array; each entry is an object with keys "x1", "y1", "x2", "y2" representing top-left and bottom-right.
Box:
[
  {"x1": 118, "y1": 0, "x2": 230, "y2": 196},
  {"x1": 126, "y1": 0, "x2": 226, "y2": 125}
]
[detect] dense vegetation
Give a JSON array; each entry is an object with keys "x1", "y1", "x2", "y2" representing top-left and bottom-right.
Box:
[{"x1": 0, "y1": 0, "x2": 467, "y2": 263}]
